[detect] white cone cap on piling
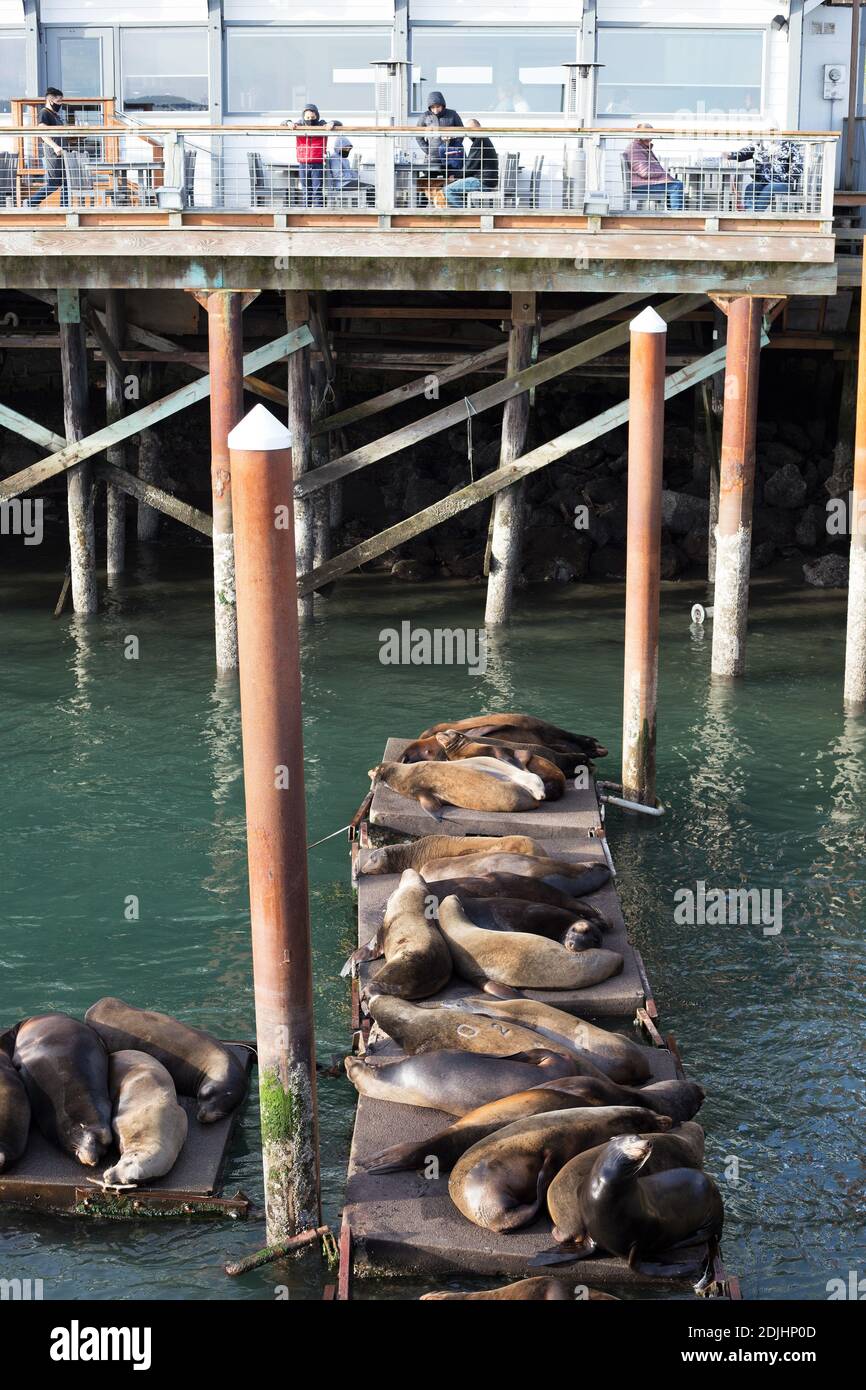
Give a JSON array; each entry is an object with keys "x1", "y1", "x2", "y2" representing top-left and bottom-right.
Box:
[
  {"x1": 227, "y1": 403, "x2": 293, "y2": 452},
  {"x1": 629, "y1": 306, "x2": 668, "y2": 334}
]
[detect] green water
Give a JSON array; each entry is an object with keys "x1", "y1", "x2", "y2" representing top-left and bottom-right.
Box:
[{"x1": 1, "y1": 541, "x2": 864, "y2": 1301}]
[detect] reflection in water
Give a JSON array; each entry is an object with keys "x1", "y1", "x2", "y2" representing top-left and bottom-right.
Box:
[
  {"x1": 201, "y1": 673, "x2": 244, "y2": 906},
  {"x1": 476, "y1": 626, "x2": 518, "y2": 708}
]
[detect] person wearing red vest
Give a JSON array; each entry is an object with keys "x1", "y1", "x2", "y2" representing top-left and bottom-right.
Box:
[{"x1": 291, "y1": 104, "x2": 336, "y2": 207}]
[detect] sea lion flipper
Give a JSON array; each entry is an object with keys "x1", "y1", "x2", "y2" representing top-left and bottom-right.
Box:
[
  {"x1": 512, "y1": 750, "x2": 532, "y2": 766},
  {"x1": 529, "y1": 1237, "x2": 598, "y2": 1268},
  {"x1": 340, "y1": 935, "x2": 381, "y2": 978},
  {"x1": 481, "y1": 979, "x2": 521, "y2": 1000},
  {"x1": 417, "y1": 792, "x2": 444, "y2": 818}
]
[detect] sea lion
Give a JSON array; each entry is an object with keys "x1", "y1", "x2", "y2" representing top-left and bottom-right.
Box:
[
  {"x1": 345, "y1": 869, "x2": 452, "y2": 998},
  {"x1": 402, "y1": 734, "x2": 578, "y2": 774},
  {"x1": 543, "y1": 1122, "x2": 706, "y2": 1253},
  {"x1": 102, "y1": 1051, "x2": 188, "y2": 1187},
  {"x1": 0, "y1": 1049, "x2": 30, "y2": 1172},
  {"x1": 85, "y1": 998, "x2": 247, "y2": 1124},
  {"x1": 420, "y1": 1277, "x2": 618, "y2": 1301},
  {"x1": 421, "y1": 852, "x2": 611, "y2": 899},
  {"x1": 437, "y1": 896, "x2": 622, "y2": 992},
  {"x1": 369, "y1": 761, "x2": 543, "y2": 818},
  {"x1": 360, "y1": 835, "x2": 547, "y2": 876},
  {"x1": 365, "y1": 994, "x2": 578, "y2": 1063},
  {"x1": 417, "y1": 714, "x2": 607, "y2": 761},
  {"x1": 460, "y1": 898, "x2": 603, "y2": 952},
  {"x1": 13, "y1": 1014, "x2": 112, "y2": 1166},
  {"x1": 447, "y1": 997, "x2": 652, "y2": 1085},
  {"x1": 423, "y1": 873, "x2": 604, "y2": 915},
  {"x1": 576, "y1": 1134, "x2": 724, "y2": 1273},
  {"x1": 449, "y1": 1105, "x2": 671, "y2": 1232},
  {"x1": 344, "y1": 1048, "x2": 575, "y2": 1116},
  {"x1": 435, "y1": 731, "x2": 566, "y2": 801}
]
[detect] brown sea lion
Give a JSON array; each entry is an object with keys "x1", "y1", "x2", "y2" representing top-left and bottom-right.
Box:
[
  {"x1": 449, "y1": 997, "x2": 652, "y2": 1084},
  {"x1": 13, "y1": 1013, "x2": 112, "y2": 1166},
  {"x1": 365, "y1": 994, "x2": 578, "y2": 1063},
  {"x1": 344, "y1": 1048, "x2": 575, "y2": 1116},
  {"x1": 0, "y1": 1048, "x2": 30, "y2": 1172},
  {"x1": 435, "y1": 731, "x2": 567, "y2": 801},
  {"x1": 438, "y1": 896, "x2": 622, "y2": 992},
  {"x1": 460, "y1": 898, "x2": 604, "y2": 952},
  {"x1": 369, "y1": 761, "x2": 544, "y2": 817},
  {"x1": 423, "y1": 873, "x2": 605, "y2": 915},
  {"x1": 102, "y1": 1051, "x2": 188, "y2": 1187},
  {"x1": 360, "y1": 835, "x2": 547, "y2": 876},
  {"x1": 417, "y1": 714, "x2": 607, "y2": 761},
  {"x1": 543, "y1": 1122, "x2": 705, "y2": 1252},
  {"x1": 449, "y1": 1105, "x2": 671, "y2": 1232},
  {"x1": 420, "y1": 1277, "x2": 619, "y2": 1301},
  {"x1": 346, "y1": 869, "x2": 452, "y2": 999},
  {"x1": 85, "y1": 997, "x2": 247, "y2": 1123},
  {"x1": 401, "y1": 734, "x2": 579, "y2": 774},
  {"x1": 574, "y1": 1134, "x2": 724, "y2": 1275},
  {"x1": 420, "y1": 852, "x2": 611, "y2": 898}
]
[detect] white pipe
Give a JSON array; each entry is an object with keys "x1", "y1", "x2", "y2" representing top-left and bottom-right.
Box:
[{"x1": 601, "y1": 792, "x2": 665, "y2": 817}]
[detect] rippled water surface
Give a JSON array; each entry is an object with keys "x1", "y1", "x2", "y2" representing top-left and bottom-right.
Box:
[{"x1": 1, "y1": 541, "x2": 864, "y2": 1300}]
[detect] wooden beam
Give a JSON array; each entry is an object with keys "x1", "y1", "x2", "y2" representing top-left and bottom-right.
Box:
[
  {"x1": 94, "y1": 462, "x2": 212, "y2": 536},
  {"x1": 0, "y1": 327, "x2": 313, "y2": 502},
  {"x1": 0, "y1": 402, "x2": 65, "y2": 453},
  {"x1": 298, "y1": 336, "x2": 764, "y2": 596},
  {"x1": 299, "y1": 294, "x2": 704, "y2": 497}
]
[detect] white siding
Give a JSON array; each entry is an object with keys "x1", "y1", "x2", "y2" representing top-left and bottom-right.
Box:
[
  {"x1": 597, "y1": 2, "x2": 779, "y2": 21},
  {"x1": 40, "y1": 1, "x2": 207, "y2": 21},
  {"x1": 409, "y1": 3, "x2": 581, "y2": 21},
  {"x1": 223, "y1": 1, "x2": 394, "y2": 20},
  {"x1": 0, "y1": 1, "x2": 24, "y2": 24}
]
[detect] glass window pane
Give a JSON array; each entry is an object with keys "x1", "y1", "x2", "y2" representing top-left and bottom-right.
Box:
[
  {"x1": 0, "y1": 32, "x2": 26, "y2": 114},
  {"x1": 410, "y1": 27, "x2": 575, "y2": 113},
  {"x1": 597, "y1": 28, "x2": 763, "y2": 117},
  {"x1": 226, "y1": 29, "x2": 388, "y2": 114},
  {"x1": 121, "y1": 29, "x2": 208, "y2": 112},
  {"x1": 58, "y1": 38, "x2": 103, "y2": 98}
]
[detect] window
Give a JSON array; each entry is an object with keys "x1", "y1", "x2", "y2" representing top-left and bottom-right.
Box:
[
  {"x1": 0, "y1": 31, "x2": 26, "y2": 113},
  {"x1": 226, "y1": 28, "x2": 389, "y2": 115},
  {"x1": 410, "y1": 26, "x2": 576, "y2": 114},
  {"x1": 120, "y1": 28, "x2": 208, "y2": 112},
  {"x1": 596, "y1": 27, "x2": 764, "y2": 119}
]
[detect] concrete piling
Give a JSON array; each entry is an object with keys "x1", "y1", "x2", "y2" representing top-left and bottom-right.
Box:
[
  {"x1": 484, "y1": 293, "x2": 536, "y2": 625},
  {"x1": 104, "y1": 290, "x2": 127, "y2": 582},
  {"x1": 58, "y1": 289, "x2": 96, "y2": 615}
]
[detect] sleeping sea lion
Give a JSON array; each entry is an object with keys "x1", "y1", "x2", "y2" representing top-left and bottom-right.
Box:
[
  {"x1": 420, "y1": 1277, "x2": 619, "y2": 1301},
  {"x1": 421, "y1": 852, "x2": 611, "y2": 899},
  {"x1": 102, "y1": 1050, "x2": 188, "y2": 1187},
  {"x1": 13, "y1": 1013, "x2": 112, "y2": 1166},
  {"x1": 344, "y1": 868, "x2": 452, "y2": 998},
  {"x1": 360, "y1": 835, "x2": 547, "y2": 876},
  {"x1": 365, "y1": 994, "x2": 578, "y2": 1063},
  {"x1": 575, "y1": 1134, "x2": 724, "y2": 1275},
  {"x1": 369, "y1": 761, "x2": 544, "y2": 817},
  {"x1": 0, "y1": 1048, "x2": 30, "y2": 1172},
  {"x1": 85, "y1": 997, "x2": 247, "y2": 1123},
  {"x1": 417, "y1": 714, "x2": 607, "y2": 761},
  {"x1": 435, "y1": 731, "x2": 567, "y2": 801},
  {"x1": 401, "y1": 734, "x2": 579, "y2": 774},
  {"x1": 460, "y1": 898, "x2": 604, "y2": 952},
  {"x1": 448, "y1": 997, "x2": 652, "y2": 1084},
  {"x1": 449, "y1": 1105, "x2": 671, "y2": 1232},
  {"x1": 422, "y1": 873, "x2": 605, "y2": 915},
  {"x1": 437, "y1": 896, "x2": 622, "y2": 992},
  {"x1": 344, "y1": 1048, "x2": 575, "y2": 1116}
]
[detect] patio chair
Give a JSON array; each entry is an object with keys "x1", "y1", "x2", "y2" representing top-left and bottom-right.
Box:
[
  {"x1": 520, "y1": 154, "x2": 545, "y2": 209},
  {"x1": 620, "y1": 152, "x2": 664, "y2": 212},
  {"x1": 184, "y1": 148, "x2": 197, "y2": 209},
  {"x1": 61, "y1": 150, "x2": 95, "y2": 208},
  {"x1": 247, "y1": 151, "x2": 289, "y2": 208},
  {"x1": 0, "y1": 151, "x2": 17, "y2": 208},
  {"x1": 467, "y1": 151, "x2": 519, "y2": 210}
]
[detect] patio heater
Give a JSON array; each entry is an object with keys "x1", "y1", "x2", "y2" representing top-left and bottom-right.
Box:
[
  {"x1": 562, "y1": 62, "x2": 605, "y2": 213},
  {"x1": 370, "y1": 59, "x2": 412, "y2": 213}
]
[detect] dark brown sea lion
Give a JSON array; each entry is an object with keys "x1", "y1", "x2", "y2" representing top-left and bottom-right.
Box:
[
  {"x1": 460, "y1": 898, "x2": 604, "y2": 952},
  {"x1": 449, "y1": 1105, "x2": 671, "y2": 1231},
  {"x1": 420, "y1": 1277, "x2": 619, "y2": 1301},
  {"x1": 543, "y1": 1122, "x2": 705, "y2": 1253},
  {"x1": 438, "y1": 896, "x2": 622, "y2": 991},
  {"x1": 365, "y1": 994, "x2": 578, "y2": 1063},
  {"x1": 360, "y1": 835, "x2": 547, "y2": 876},
  {"x1": 434, "y1": 731, "x2": 567, "y2": 801},
  {"x1": 420, "y1": 852, "x2": 611, "y2": 899},
  {"x1": 85, "y1": 997, "x2": 247, "y2": 1123},
  {"x1": 13, "y1": 1013, "x2": 112, "y2": 1166},
  {"x1": 0, "y1": 1048, "x2": 30, "y2": 1172},
  {"x1": 423, "y1": 873, "x2": 604, "y2": 915},
  {"x1": 401, "y1": 734, "x2": 578, "y2": 774},
  {"x1": 575, "y1": 1134, "x2": 724, "y2": 1274},
  {"x1": 417, "y1": 714, "x2": 608, "y2": 761},
  {"x1": 346, "y1": 869, "x2": 452, "y2": 999},
  {"x1": 369, "y1": 760, "x2": 544, "y2": 817},
  {"x1": 344, "y1": 1048, "x2": 575, "y2": 1116}
]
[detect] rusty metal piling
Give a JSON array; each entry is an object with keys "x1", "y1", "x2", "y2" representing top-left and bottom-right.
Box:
[
  {"x1": 206, "y1": 290, "x2": 244, "y2": 672},
  {"x1": 844, "y1": 260, "x2": 866, "y2": 711}
]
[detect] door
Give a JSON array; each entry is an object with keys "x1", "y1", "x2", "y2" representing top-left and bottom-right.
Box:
[{"x1": 45, "y1": 28, "x2": 115, "y2": 101}]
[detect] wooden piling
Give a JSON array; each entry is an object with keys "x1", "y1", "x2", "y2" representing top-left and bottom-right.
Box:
[
  {"x1": 621, "y1": 306, "x2": 667, "y2": 806},
  {"x1": 844, "y1": 271, "x2": 866, "y2": 711},
  {"x1": 136, "y1": 364, "x2": 161, "y2": 543},
  {"x1": 286, "y1": 291, "x2": 315, "y2": 622},
  {"x1": 311, "y1": 358, "x2": 331, "y2": 577},
  {"x1": 206, "y1": 290, "x2": 244, "y2": 672},
  {"x1": 485, "y1": 293, "x2": 536, "y2": 624},
  {"x1": 58, "y1": 289, "x2": 96, "y2": 615},
  {"x1": 710, "y1": 296, "x2": 762, "y2": 680},
  {"x1": 228, "y1": 403, "x2": 322, "y2": 1244},
  {"x1": 105, "y1": 290, "x2": 126, "y2": 581}
]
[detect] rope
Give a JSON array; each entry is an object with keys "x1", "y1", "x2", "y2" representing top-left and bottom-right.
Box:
[
  {"x1": 306, "y1": 822, "x2": 352, "y2": 850},
  {"x1": 464, "y1": 396, "x2": 478, "y2": 481}
]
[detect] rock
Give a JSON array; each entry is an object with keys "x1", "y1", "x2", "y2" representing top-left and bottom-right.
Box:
[
  {"x1": 802, "y1": 555, "x2": 849, "y2": 588},
  {"x1": 607, "y1": 451, "x2": 628, "y2": 475},
  {"x1": 777, "y1": 421, "x2": 812, "y2": 454},
  {"x1": 524, "y1": 527, "x2": 592, "y2": 580},
  {"x1": 753, "y1": 507, "x2": 796, "y2": 546},
  {"x1": 660, "y1": 543, "x2": 681, "y2": 579},
  {"x1": 582, "y1": 476, "x2": 620, "y2": 506},
  {"x1": 762, "y1": 441, "x2": 804, "y2": 471},
  {"x1": 661, "y1": 489, "x2": 709, "y2": 536},
  {"x1": 681, "y1": 526, "x2": 709, "y2": 564},
  {"x1": 589, "y1": 546, "x2": 626, "y2": 580},
  {"x1": 524, "y1": 556, "x2": 578, "y2": 584},
  {"x1": 763, "y1": 462, "x2": 807, "y2": 510},
  {"x1": 756, "y1": 420, "x2": 778, "y2": 443},
  {"x1": 391, "y1": 558, "x2": 436, "y2": 581},
  {"x1": 750, "y1": 541, "x2": 777, "y2": 572},
  {"x1": 794, "y1": 505, "x2": 826, "y2": 550}
]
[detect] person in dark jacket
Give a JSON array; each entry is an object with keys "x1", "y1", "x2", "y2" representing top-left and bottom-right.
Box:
[
  {"x1": 26, "y1": 87, "x2": 67, "y2": 207},
  {"x1": 291, "y1": 103, "x2": 335, "y2": 207},
  {"x1": 445, "y1": 120, "x2": 499, "y2": 206},
  {"x1": 726, "y1": 130, "x2": 804, "y2": 212},
  {"x1": 415, "y1": 90, "x2": 464, "y2": 173}
]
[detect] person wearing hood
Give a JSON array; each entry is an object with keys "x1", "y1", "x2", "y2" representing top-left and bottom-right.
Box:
[
  {"x1": 291, "y1": 103, "x2": 335, "y2": 207},
  {"x1": 328, "y1": 135, "x2": 368, "y2": 203},
  {"x1": 445, "y1": 119, "x2": 499, "y2": 207},
  {"x1": 416, "y1": 90, "x2": 464, "y2": 174}
]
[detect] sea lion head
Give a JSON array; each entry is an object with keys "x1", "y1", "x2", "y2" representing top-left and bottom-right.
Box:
[
  {"x1": 400, "y1": 737, "x2": 444, "y2": 763},
  {"x1": 605, "y1": 1133, "x2": 655, "y2": 1176},
  {"x1": 73, "y1": 1123, "x2": 112, "y2": 1167},
  {"x1": 361, "y1": 846, "x2": 392, "y2": 875},
  {"x1": 435, "y1": 731, "x2": 466, "y2": 757},
  {"x1": 195, "y1": 1079, "x2": 235, "y2": 1124}
]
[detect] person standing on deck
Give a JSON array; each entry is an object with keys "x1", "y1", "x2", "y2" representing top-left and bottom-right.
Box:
[
  {"x1": 726, "y1": 132, "x2": 804, "y2": 213},
  {"x1": 624, "y1": 124, "x2": 683, "y2": 210},
  {"x1": 445, "y1": 120, "x2": 499, "y2": 207},
  {"x1": 416, "y1": 90, "x2": 464, "y2": 175},
  {"x1": 290, "y1": 104, "x2": 336, "y2": 208},
  {"x1": 26, "y1": 88, "x2": 67, "y2": 208}
]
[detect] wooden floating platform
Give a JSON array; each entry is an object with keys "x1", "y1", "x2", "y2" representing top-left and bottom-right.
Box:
[{"x1": 0, "y1": 1045, "x2": 253, "y2": 1219}]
